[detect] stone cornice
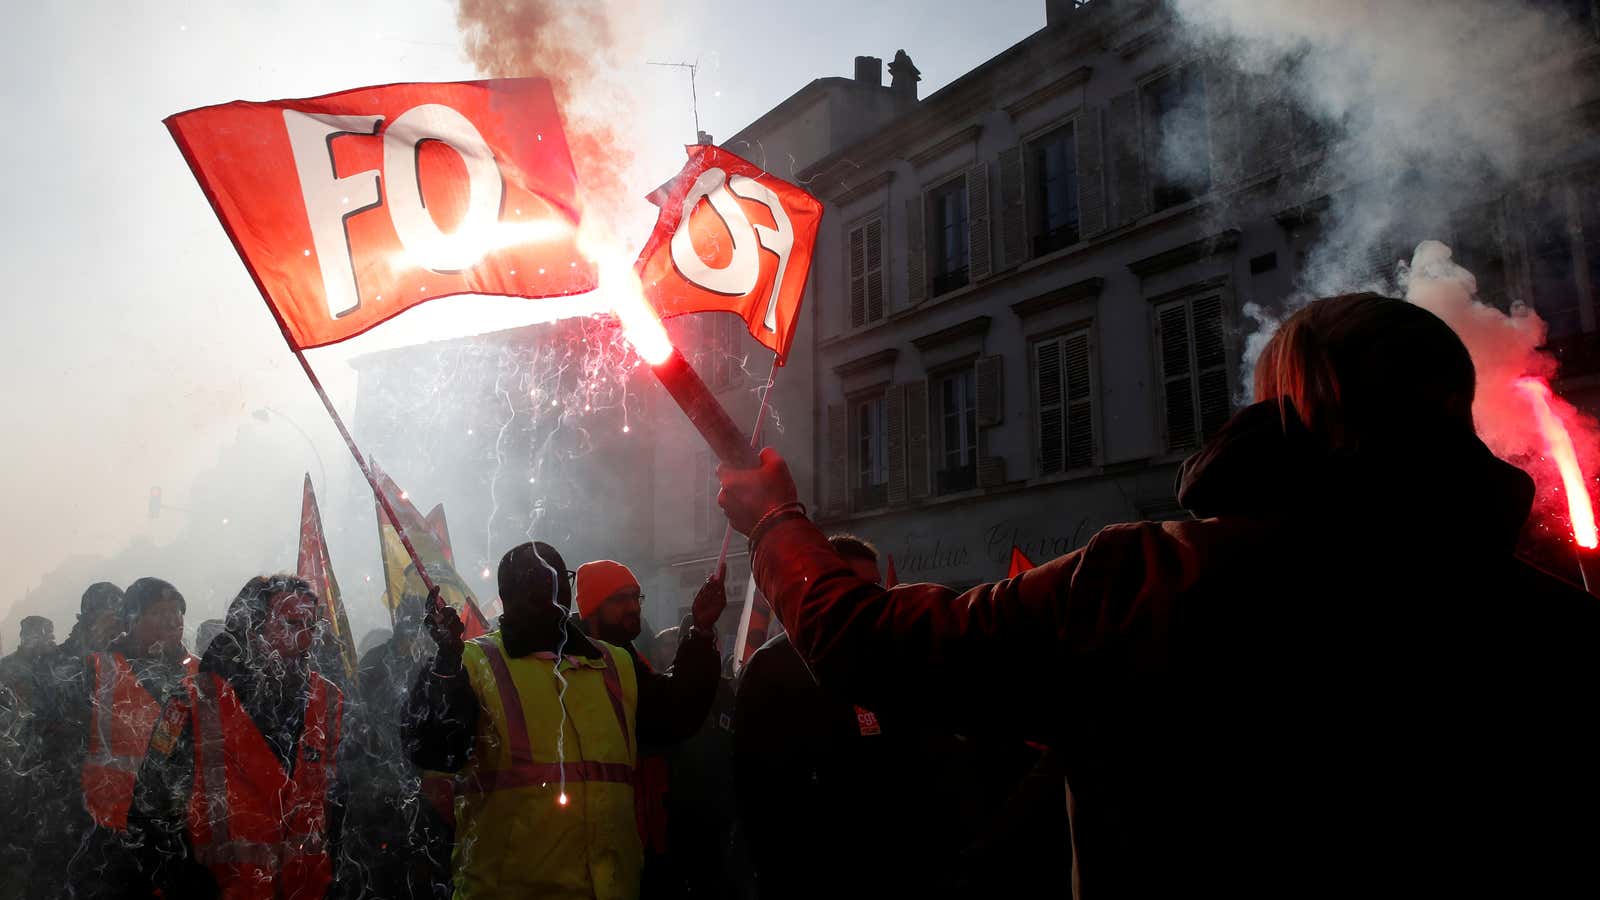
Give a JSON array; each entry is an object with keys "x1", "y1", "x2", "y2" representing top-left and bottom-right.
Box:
[
  {"x1": 1127, "y1": 229, "x2": 1241, "y2": 278},
  {"x1": 1004, "y1": 66, "x2": 1093, "y2": 117},
  {"x1": 908, "y1": 124, "x2": 983, "y2": 169},
  {"x1": 1009, "y1": 277, "x2": 1105, "y2": 318},
  {"x1": 833, "y1": 348, "x2": 900, "y2": 378},
  {"x1": 910, "y1": 315, "x2": 992, "y2": 352},
  {"x1": 832, "y1": 171, "x2": 895, "y2": 208}
]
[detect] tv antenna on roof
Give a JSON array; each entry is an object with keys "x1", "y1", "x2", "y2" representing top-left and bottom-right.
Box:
[{"x1": 648, "y1": 59, "x2": 710, "y2": 144}]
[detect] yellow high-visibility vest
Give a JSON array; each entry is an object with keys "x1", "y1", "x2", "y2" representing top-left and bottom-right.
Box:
[{"x1": 454, "y1": 631, "x2": 640, "y2": 900}]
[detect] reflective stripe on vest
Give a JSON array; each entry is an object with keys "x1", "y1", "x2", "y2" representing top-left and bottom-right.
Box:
[{"x1": 463, "y1": 638, "x2": 635, "y2": 793}]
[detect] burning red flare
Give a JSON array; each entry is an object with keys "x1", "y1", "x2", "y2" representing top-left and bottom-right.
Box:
[{"x1": 1515, "y1": 377, "x2": 1598, "y2": 549}]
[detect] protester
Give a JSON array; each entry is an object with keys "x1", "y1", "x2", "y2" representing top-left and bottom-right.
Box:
[
  {"x1": 716, "y1": 293, "x2": 1600, "y2": 897},
  {"x1": 79, "y1": 578, "x2": 196, "y2": 833},
  {"x1": 127, "y1": 574, "x2": 348, "y2": 898},
  {"x1": 0, "y1": 615, "x2": 56, "y2": 713},
  {"x1": 733, "y1": 536, "x2": 953, "y2": 899},
  {"x1": 348, "y1": 580, "x2": 451, "y2": 900},
  {"x1": 403, "y1": 541, "x2": 724, "y2": 900},
  {"x1": 574, "y1": 559, "x2": 735, "y2": 899},
  {"x1": 23, "y1": 583, "x2": 129, "y2": 896}
]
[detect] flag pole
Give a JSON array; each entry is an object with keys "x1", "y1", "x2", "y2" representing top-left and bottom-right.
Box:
[
  {"x1": 289, "y1": 347, "x2": 442, "y2": 607},
  {"x1": 715, "y1": 351, "x2": 781, "y2": 579}
]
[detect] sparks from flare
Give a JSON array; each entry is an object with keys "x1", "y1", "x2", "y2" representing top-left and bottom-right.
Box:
[{"x1": 1515, "y1": 377, "x2": 1597, "y2": 548}]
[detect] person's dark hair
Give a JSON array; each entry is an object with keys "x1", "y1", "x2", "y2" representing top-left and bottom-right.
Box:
[
  {"x1": 828, "y1": 534, "x2": 880, "y2": 564},
  {"x1": 80, "y1": 582, "x2": 124, "y2": 618},
  {"x1": 203, "y1": 574, "x2": 314, "y2": 673},
  {"x1": 1254, "y1": 293, "x2": 1476, "y2": 452},
  {"x1": 498, "y1": 541, "x2": 571, "y2": 612},
  {"x1": 19, "y1": 616, "x2": 52, "y2": 642},
  {"x1": 125, "y1": 577, "x2": 186, "y2": 621}
]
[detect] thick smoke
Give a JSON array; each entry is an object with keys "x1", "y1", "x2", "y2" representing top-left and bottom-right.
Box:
[
  {"x1": 1166, "y1": 0, "x2": 1600, "y2": 533},
  {"x1": 457, "y1": 0, "x2": 653, "y2": 230},
  {"x1": 1164, "y1": 0, "x2": 1588, "y2": 361},
  {"x1": 1402, "y1": 240, "x2": 1600, "y2": 530}
]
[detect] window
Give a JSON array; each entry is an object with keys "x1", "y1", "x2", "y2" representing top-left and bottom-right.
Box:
[
  {"x1": 849, "y1": 218, "x2": 886, "y2": 328},
  {"x1": 852, "y1": 395, "x2": 889, "y2": 510},
  {"x1": 1156, "y1": 296, "x2": 1230, "y2": 453},
  {"x1": 929, "y1": 179, "x2": 970, "y2": 295},
  {"x1": 1035, "y1": 330, "x2": 1094, "y2": 475},
  {"x1": 1029, "y1": 124, "x2": 1080, "y2": 257},
  {"x1": 934, "y1": 368, "x2": 977, "y2": 493},
  {"x1": 1142, "y1": 67, "x2": 1212, "y2": 211}
]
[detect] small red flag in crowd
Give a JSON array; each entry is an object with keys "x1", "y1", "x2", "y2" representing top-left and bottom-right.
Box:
[
  {"x1": 296, "y1": 475, "x2": 357, "y2": 680},
  {"x1": 166, "y1": 78, "x2": 594, "y2": 350},
  {"x1": 636, "y1": 145, "x2": 823, "y2": 365},
  {"x1": 1008, "y1": 546, "x2": 1037, "y2": 579}
]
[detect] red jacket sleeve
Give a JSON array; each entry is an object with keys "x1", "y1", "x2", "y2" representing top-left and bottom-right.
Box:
[{"x1": 750, "y1": 514, "x2": 1241, "y2": 742}]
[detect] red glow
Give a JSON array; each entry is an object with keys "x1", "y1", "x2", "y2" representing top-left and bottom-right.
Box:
[
  {"x1": 1515, "y1": 377, "x2": 1598, "y2": 549},
  {"x1": 558, "y1": 792, "x2": 569, "y2": 807}
]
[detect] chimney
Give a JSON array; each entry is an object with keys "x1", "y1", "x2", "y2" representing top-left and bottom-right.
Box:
[
  {"x1": 888, "y1": 50, "x2": 921, "y2": 102},
  {"x1": 854, "y1": 55, "x2": 883, "y2": 87}
]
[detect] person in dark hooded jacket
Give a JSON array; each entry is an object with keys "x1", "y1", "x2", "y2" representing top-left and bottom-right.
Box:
[
  {"x1": 125, "y1": 574, "x2": 349, "y2": 899},
  {"x1": 716, "y1": 293, "x2": 1600, "y2": 899}
]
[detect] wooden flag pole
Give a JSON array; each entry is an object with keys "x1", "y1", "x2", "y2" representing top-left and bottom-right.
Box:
[{"x1": 289, "y1": 347, "x2": 443, "y2": 609}]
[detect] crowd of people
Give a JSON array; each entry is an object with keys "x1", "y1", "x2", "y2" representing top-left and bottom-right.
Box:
[
  {"x1": 0, "y1": 538, "x2": 1058, "y2": 899},
  {"x1": 2, "y1": 293, "x2": 1599, "y2": 898}
]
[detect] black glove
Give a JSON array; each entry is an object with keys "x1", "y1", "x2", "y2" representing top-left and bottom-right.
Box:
[
  {"x1": 690, "y1": 572, "x2": 728, "y2": 633},
  {"x1": 425, "y1": 587, "x2": 465, "y2": 663}
]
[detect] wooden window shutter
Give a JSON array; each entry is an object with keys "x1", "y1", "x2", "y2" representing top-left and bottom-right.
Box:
[
  {"x1": 1077, "y1": 108, "x2": 1108, "y2": 238},
  {"x1": 886, "y1": 384, "x2": 908, "y2": 505},
  {"x1": 1063, "y1": 330, "x2": 1095, "y2": 470},
  {"x1": 975, "y1": 355, "x2": 1004, "y2": 427},
  {"x1": 998, "y1": 145, "x2": 1026, "y2": 269},
  {"x1": 1204, "y1": 60, "x2": 1242, "y2": 188},
  {"x1": 849, "y1": 225, "x2": 867, "y2": 328},
  {"x1": 1191, "y1": 296, "x2": 1232, "y2": 442},
  {"x1": 1157, "y1": 301, "x2": 1198, "y2": 452},
  {"x1": 906, "y1": 379, "x2": 930, "y2": 500},
  {"x1": 1035, "y1": 339, "x2": 1065, "y2": 475},
  {"x1": 866, "y1": 218, "x2": 885, "y2": 322},
  {"x1": 1107, "y1": 90, "x2": 1148, "y2": 227},
  {"x1": 966, "y1": 163, "x2": 994, "y2": 282},
  {"x1": 906, "y1": 195, "x2": 927, "y2": 304},
  {"x1": 826, "y1": 403, "x2": 848, "y2": 513}
]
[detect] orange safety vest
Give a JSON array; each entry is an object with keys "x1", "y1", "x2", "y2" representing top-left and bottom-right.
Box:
[
  {"x1": 82, "y1": 651, "x2": 197, "y2": 830},
  {"x1": 184, "y1": 670, "x2": 342, "y2": 900}
]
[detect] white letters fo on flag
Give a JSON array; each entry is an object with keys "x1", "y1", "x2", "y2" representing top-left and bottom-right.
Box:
[
  {"x1": 669, "y1": 166, "x2": 795, "y2": 333},
  {"x1": 283, "y1": 105, "x2": 505, "y2": 318}
]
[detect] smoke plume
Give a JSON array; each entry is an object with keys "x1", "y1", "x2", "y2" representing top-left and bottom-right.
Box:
[
  {"x1": 1402, "y1": 240, "x2": 1600, "y2": 531},
  {"x1": 457, "y1": 0, "x2": 655, "y2": 230}
]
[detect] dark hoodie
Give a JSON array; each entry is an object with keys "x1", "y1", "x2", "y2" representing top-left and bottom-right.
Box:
[
  {"x1": 122, "y1": 584, "x2": 347, "y2": 898},
  {"x1": 747, "y1": 400, "x2": 1600, "y2": 899}
]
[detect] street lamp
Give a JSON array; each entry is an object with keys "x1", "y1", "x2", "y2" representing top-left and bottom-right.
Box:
[{"x1": 253, "y1": 406, "x2": 329, "y2": 495}]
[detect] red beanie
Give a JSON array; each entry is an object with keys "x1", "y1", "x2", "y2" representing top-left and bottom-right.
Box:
[{"x1": 576, "y1": 560, "x2": 640, "y2": 620}]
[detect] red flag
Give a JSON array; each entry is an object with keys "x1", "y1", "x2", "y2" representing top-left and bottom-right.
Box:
[
  {"x1": 885, "y1": 554, "x2": 899, "y2": 588},
  {"x1": 1008, "y1": 546, "x2": 1037, "y2": 579},
  {"x1": 165, "y1": 79, "x2": 595, "y2": 349},
  {"x1": 296, "y1": 475, "x2": 357, "y2": 681},
  {"x1": 636, "y1": 145, "x2": 823, "y2": 365}
]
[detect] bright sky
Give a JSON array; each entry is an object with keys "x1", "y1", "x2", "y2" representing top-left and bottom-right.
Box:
[{"x1": 0, "y1": 0, "x2": 1043, "y2": 632}]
